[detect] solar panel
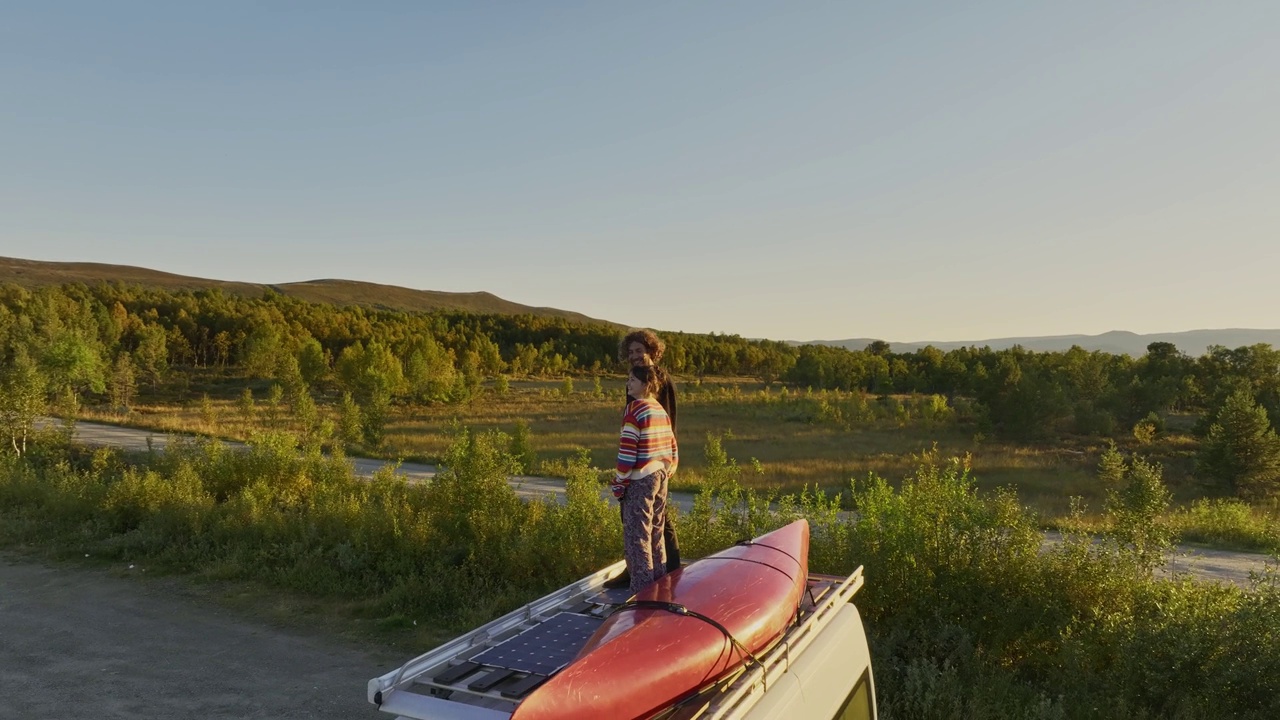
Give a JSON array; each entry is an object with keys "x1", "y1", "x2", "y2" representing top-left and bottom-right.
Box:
[
  {"x1": 586, "y1": 586, "x2": 634, "y2": 606},
  {"x1": 471, "y1": 612, "x2": 604, "y2": 676}
]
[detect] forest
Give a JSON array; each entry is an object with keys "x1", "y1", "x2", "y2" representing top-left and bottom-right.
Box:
[{"x1": 2, "y1": 280, "x2": 1278, "y2": 503}]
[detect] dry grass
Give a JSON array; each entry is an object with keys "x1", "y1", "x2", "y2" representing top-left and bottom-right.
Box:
[
  {"x1": 77, "y1": 376, "x2": 1272, "y2": 547},
  {"x1": 84, "y1": 377, "x2": 1161, "y2": 520}
]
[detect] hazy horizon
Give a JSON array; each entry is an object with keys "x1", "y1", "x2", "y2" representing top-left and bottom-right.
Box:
[
  {"x1": 9, "y1": 253, "x2": 1279, "y2": 352},
  {"x1": 3, "y1": 2, "x2": 1277, "y2": 342}
]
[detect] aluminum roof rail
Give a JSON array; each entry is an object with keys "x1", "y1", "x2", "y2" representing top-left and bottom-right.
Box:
[{"x1": 368, "y1": 559, "x2": 627, "y2": 719}]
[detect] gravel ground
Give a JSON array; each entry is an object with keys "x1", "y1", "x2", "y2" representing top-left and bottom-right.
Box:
[{"x1": 0, "y1": 556, "x2": 398, "y2": 720}]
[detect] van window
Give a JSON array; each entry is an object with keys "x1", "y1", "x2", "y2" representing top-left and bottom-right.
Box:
[{"x1": 832, "y1": 670, "x2": 873, "y2": 720}]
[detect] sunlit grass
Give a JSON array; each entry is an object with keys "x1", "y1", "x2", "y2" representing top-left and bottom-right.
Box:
[
  {"x1": 4, "y1": 433, "x2": 1277, "y2": 720},
  {"x1": 78, "y1": 377, "x2": 1224, "y2": 528},
  {"x1": 1169, "y1": 498, "x2": 1280, "y2": 554}
]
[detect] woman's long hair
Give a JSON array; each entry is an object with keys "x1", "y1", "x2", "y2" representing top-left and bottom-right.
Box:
[{"x1": 629, "y1": 364, "x2": 665, "y2": 398}]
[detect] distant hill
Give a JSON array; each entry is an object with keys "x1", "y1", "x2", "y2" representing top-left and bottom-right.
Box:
[
  {"x1": 799, "y1": 329, "x2": 1280, "y2": 357},
  {"x1": 0, "y1": 256, "x2": 616, "y2": 326}
]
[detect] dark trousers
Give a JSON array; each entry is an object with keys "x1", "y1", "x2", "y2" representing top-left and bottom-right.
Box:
[{"x1": 619, "y1": 494, "x2": 680, "y2": 572}]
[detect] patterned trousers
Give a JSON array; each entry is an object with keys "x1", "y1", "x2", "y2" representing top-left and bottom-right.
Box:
[{"x1": 622, "y1": 470, "x2": 668, "y2": 594}]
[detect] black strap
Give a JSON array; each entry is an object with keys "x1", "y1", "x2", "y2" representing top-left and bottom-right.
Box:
[
  {"x1": 697, "y1": 555, "x2": 796, "y2": 584},
  {"x1": 734, "y1": 539, "x2": 803, "y2": 570},
  {"x1": 611, "y1": 600, "x2": 767, "y2": 689}
]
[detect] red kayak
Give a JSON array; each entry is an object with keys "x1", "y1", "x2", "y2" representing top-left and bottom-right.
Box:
[{"x1": 511, "y1": 519, "x2": 810, "y2": 720}]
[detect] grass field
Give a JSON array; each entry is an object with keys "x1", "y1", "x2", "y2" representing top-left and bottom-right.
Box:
[{"x1": 80, "y1": 374, "x2": 1230, "y2": 525}]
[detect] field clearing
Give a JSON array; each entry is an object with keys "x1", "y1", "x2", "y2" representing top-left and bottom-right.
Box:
[{"x1": 77, "y1": 375, "x2": 1222, "y2": 520}]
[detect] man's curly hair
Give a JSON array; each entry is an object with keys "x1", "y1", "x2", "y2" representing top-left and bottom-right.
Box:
[{"x1": 619, "y1": 329, "x2": 666, "y2": 364}]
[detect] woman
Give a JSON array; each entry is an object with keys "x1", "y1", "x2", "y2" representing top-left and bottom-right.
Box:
[{"x1": 613, "y1": 364, "x2": 679, "y2": 593}]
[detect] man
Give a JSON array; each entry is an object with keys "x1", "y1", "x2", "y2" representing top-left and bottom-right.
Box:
[
  {"x1": 605, "y1": 329, "x2": 680, "y2": 589},
  {"x1": 623, "y1": 330, "x2": 677, "y2": 430}
]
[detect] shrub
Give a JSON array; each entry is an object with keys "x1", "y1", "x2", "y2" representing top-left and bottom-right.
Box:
[
  {"x1": 4, "y1": 432, "x2": 1280, "y2": 718},
  {"x1": 508, "y1": 420, "x2": 537, "y2": 475},
  {"x1": 1132, "y1": 418, "x2": 1157, "y2": 445},
  {"x1": 1170, "y1": 498, "x2": 1280, "y2": 553},
  {"x1": 1100, "y1": 445, "x2": 1174, "y2": 571}
]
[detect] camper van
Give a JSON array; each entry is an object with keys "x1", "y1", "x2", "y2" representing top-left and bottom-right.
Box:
[{"x1": 368, "y1": 520, "x2": 876, "y2": 720}]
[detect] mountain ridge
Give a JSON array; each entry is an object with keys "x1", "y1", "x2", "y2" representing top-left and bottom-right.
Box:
[
  {"x1": 0, "y1": 256, "x2": 616, "y2": 326},
  {"x1": 5, "y1": 256, "x2": 1273, "y2": 354},
  {"x1": 797, "y1": 329, "x2": 1280, "y2": 357}
]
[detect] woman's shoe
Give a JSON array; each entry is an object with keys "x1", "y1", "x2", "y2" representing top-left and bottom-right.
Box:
[{"x1": 602, "y1": 570, "x2": 631, "y2": 589}]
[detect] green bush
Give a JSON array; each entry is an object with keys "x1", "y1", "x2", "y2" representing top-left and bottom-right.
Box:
[
  {"x1": 1100, "y1": 446, "x2": 1174, "y2": 571},
  {"x1": 1171, "y1": 498, "x2": 1280, "y2": 553},
  {"x1": 3, "y1": 433, "x2": 1279, "y2": 718},
  {"x1": 508, "y1": 420, "x2": 537, "y2": 475},
  {"x1": 683, "y1": 447, "x2": 1279, "y2": 719}
]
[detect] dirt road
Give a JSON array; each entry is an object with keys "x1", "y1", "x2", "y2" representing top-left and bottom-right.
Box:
[
  {"x1": 0, "y1": 555, "x2": 397, "y2": 720},
  {"x1": 49, "y1": 418, "x2": 583, "y2": 505}
]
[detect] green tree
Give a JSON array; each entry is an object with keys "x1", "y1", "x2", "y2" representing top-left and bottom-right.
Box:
[
  {"x1": 108, "y1": 352, "x2": 137, "y2": 412},
  {"x1": 702, "y1": 431, "x2": 742, "y2": 493},
  {"x1": 865, "y1": 340, "x2": 891, "y2": 357},
  {"x1": 212, "y1": 330, "x2": 233, "y2": 370},
  {"x1": 508, "y1": 419, "x2": 537, "y2": 474},
  {"x1": 1130, "y1": 341, "x2": 1192, "y2": 416},
  {"x1": 236, "y1": 387, "x2": 256, "y2": 428},
  {"x1": 0, "y1": 350, "x2": 47, "y2": 455},
  {"x1": 471, "y1": 335, "x2": 505, "y2": 376},
  {"x1": 240, "y1": 323, "x2": 286, "y2": 379},
  {"x1": 292, "y1": 388, "x2": 320, "y2": 444},
  {"x1": 510, "y1": 343, "x2": 538, "y2": 376},
  {"x1": 403, "y1": 336, "x2": 455, "y2": 403},
  {"x1": 264, "y1": 383, "x2": 284, "y2": 429},
  {"x1": 275, "y1": 353, "x2": 308, "y2": 402},
  {"x1": 199, "y1": 393, "x2": 217, "y2": 429},
  {"x1": 337, "y1": 341, "x2": 405, "y2": 403},
  {"x1": 296, "y1": 337, "x2": 328, "y2": 386},
  {"x1": 1100, "y1": 444, "x2": 1173, "y2": 570},
  {"x1": 1197, "y1": 389, "x2": 1280, "y2": 500},
  {"x1": 133, "y1": 323, "x2": 169, "y2": 387},
  {"x1": 41, "y1": 331, "x2": 106, "y2": 399},
  {"x1": 337, "y1": 392, "x2": 363, "y2": 450},
  {"x1": 52, "y1": 385, "x2": 78, "y2": 446},
  {"x1": 1097, "y1": 440, "x2": 1127, "y2": 488},
  {"x1": 361, "y1": 387, "x2": 392, "y2": 449},
  {"x1": 459, "y1": 350, "x2": 483, "y2": 392}
]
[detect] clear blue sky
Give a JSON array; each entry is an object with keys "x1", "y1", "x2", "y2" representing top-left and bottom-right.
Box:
[{"x1": 2, "y1": 1, "x2": 1277, "y2": 342}]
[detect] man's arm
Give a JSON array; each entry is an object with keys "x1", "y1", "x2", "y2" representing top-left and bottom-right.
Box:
[{"x1": 658, "y1": 377, "x2": 677, "y2": 433}]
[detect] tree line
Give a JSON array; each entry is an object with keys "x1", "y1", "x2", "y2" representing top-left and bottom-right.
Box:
[{"x1": 1, "y1": 281, "x2": 1278, "y2": 498}]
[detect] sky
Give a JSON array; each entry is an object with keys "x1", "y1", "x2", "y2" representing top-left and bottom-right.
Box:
[{"x1": 2, "y1": 1, "x2": 1277, "y2": 343}]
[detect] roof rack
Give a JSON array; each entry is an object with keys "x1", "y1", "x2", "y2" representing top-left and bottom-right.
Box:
[
  {"x1": 368, "y1": 562, "x2": 865, "y2": 720},
  {"x1": 368, "y1": 560, "x2": 629, "y2": 719}
]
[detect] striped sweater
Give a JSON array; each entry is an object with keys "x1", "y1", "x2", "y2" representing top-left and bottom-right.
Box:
[{"x1": 613, "y1": 398, "x2": 678, "y2": 498}]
